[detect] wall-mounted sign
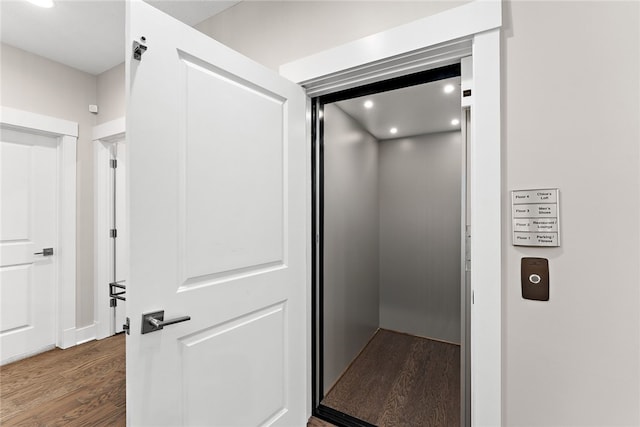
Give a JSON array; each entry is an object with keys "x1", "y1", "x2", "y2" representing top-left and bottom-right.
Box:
[{"x1": 512, "y1": 189, "x2": 560, "y2": 247}]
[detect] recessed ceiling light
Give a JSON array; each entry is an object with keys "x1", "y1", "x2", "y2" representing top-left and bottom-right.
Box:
[
  {"x1": 364, "y1": 100, "x2": 374, "y2": 109},
  {"x1": 390, "y1": 127, "x2": 398, "y2": 134},
  {"x1": 451, "y1": 119, "x2": 460, "y2": 126},
  {"x1": 444, "y1": 84, "x2": 455, "y2": 94},
  {"x1": 25, "y1": 0, "x2": 54, "y2": 8}
]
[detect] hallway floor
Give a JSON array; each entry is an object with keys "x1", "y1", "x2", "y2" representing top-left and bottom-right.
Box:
[
  {"x1": 0, "y1": 334, "x2": 337, "y2": 426},
  {"x1": 321, "y1": 329, "x2": 460, "y2": 426},
  {"x1": 0, "y1": 334, "x2": 126, "y2": 426},
  {"x1": 2, "y1": 331, "x2": 455, "y2": 426}
]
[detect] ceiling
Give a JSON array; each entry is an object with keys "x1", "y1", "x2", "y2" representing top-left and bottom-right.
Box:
[
  {"x1": 2, "y1": 1, "x2": 461, "y2": 138},
  {"x1": 335, "y1": 76, "x2": 462, "y2": 140},
  {"x1": 0, "y1": 0, "x2": 240, "y2": 75}
]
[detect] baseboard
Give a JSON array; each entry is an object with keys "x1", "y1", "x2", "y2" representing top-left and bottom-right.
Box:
[
  {"x1": 76, "y1": 323, "x2": 97, "y2": 345},
  {"x1": 60, "y1": 327, "x2": 76, "y2": 349},
  {"x1": 1, "y1": 344, "x2": 56, "y2": 366},
  {"x1": 94, "y1": 320, "x2": 111, "y2": 341}
]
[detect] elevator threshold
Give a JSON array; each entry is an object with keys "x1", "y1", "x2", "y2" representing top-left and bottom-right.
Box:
[{"x1": 321, "y1": 329, "x2": 460, "y2": 426}]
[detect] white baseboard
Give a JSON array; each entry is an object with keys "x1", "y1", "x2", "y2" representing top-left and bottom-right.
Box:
[
  {"x1": 2, "y1": 323, "x2": 99, "y2": 366},
  {"x1": 1, "y1": 344, "x2": 56, "y2": 366},
  {"x1": 94, "y1": 320, "x2": 111, "y2": 341},
  {"x1": 76, "y1": 323, "x2": 97, "y2": 345},
  {"x1": 60, "y1": 327, "x2": 76, "y2": 349}
]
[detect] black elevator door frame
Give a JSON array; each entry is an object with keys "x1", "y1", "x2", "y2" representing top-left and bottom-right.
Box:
[{"x1": 311, "y1": 63, "x2": 462, "y2": 427}]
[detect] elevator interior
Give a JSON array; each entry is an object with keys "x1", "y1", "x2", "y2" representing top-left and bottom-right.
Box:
[{"x1": 315, "y1": 70, "x2": 465, "y2": 426}]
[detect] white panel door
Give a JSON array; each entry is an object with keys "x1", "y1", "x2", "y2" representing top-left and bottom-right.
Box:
[
  {"x1": 111, "y1": 141, "x2": 127, "y2": 335},
  {"x1": 126, "y1": 2, "x2": 307, "y2": 426},
  {"x1": 0, "y1": 127, "x2": 57, "y2": 364}
]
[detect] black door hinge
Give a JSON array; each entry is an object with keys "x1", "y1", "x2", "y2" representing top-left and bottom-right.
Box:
[
  {"x1": 110, "y1": 229, "x2": 117, "y2": 238},
  {"x1": 110, "y1": 159, "x2": 117, "y2": 168},
  {"x1": 123, "y1": 317, "x2": 130, "y2": 335}
]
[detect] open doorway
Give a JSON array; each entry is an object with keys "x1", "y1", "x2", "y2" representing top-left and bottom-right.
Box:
[
  {"x1": 93, "y1": 120, "x2": 127, "y2": 340},
  {"x1": 312, "y1": 64, "x2": 469, "y2": 426}
]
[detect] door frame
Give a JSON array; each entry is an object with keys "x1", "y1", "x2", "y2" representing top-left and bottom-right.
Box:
[
  {"x1": 92, "y1": 117, "x2": 125, "y2": 340},
  {"x1": 0, "y1": 106, "x2": 77, "y2": 351},
  {"x1": 310, "y1": 64, "x2": 465, "y2": 427},
  {"x1": 281, "y1": 1, "x2": 502, "y2": 424}
]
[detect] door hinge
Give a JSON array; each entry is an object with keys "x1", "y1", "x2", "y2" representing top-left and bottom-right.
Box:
[
  {"x1": 123, "y1": 317, "x2": 130, "y2": 335},
  {"x1": 110, "y1": 298, "x2": 117, "y2": 307},
  {"x1": 465, "y1": 225, "x2": 471, "y2": 272},
  {"x1": 133, "y1": 37, "x2": 147, "y2": 61},
  {"x1": 110, "y1": 229, "x2": 117, "y2": 238},
  {"x1": 110, "y1": 159, "x2": 117, "y2": 169}
]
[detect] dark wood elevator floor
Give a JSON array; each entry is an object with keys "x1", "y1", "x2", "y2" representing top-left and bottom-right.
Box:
[{"x1": 321, "y1": 329, "x2": 460, "y2": 426}]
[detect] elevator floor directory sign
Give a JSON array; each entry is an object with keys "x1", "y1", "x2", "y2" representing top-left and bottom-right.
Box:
[{"x1": 512, "y1": 189, "x2": 560, "y2": 247}]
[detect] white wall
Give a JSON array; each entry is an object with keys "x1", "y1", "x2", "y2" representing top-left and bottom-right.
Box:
[
  {"x1": 502, "y1": 2, "x2": 640, "y2": 425},
  {"x1": 0, "y1": 43, "x2": 97, "y2": 328},
  {"x1": 379, "y1": 131, "x2": 461, "y2": 343},
  {"x1": 1, "y1": 0, "x2": 464, "y2": 341},
  {"x1": 323, "y1": 104, "x2": 379, "y2": 393},
  {"x1": 195, "y1": 1, "x2": 469, "y2": 72},
  {"x1": 198, "y1": 1, "x2": 640, "y2": 424},
  {"x1": 0, "y1": 45, "x2": 128, "y2": 332},
  {"x1": 96, "y1": 63, "x2": 125, "y2": 125},
  {"x1": 3, "y1": 1, "x2": 638, "y2": 421}
]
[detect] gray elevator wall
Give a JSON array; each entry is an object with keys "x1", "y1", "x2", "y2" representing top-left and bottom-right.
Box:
[
  {"x1": 323, "y1": 104, "x2": 380, "y2": 393},
  {"x1": 379, "y1": 131, "x2": 462, "y2": 343}
]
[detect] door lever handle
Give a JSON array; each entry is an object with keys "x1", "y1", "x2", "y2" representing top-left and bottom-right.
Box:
[
  {"x1": 141, "y1": 310, "x2": 191, "y2": 334},
  {"x1": 34, "y1": 248, "x2": 54, "y2": 256},
  {"x1": 148, "y1": 315, "x2": 191, "y2": 328}
]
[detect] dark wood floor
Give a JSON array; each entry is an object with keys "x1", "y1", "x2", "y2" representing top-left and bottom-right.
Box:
[
  {"x1": 1, "y1": 334, "x2": 334, "y2": 427},
  {"x1": 321, "y1": 329, "x2": 460, "y2": 426},
  {"x1": 0, "y1": 334, "x2": 126, "y2": 426},
  {"x1": 308, "y1": 416, "x2": 338, "y2": 427},
  {"x1": 1, "y1": 330, "x2": 455, "y2": 426}
]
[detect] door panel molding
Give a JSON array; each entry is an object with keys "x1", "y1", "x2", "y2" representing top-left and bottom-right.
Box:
[
  {"x1": 0, "y1": 106, "x2": 77, "y2": 358},
  {"x1": 177, "y1": 54, "x2": 287, "y2": 285},
  {"x1": 179, "y1": 301, "x2": 287, "y2": 425}
]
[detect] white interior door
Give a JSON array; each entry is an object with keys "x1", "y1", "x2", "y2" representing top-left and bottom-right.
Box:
[
  {"x1": 126, "y1": 2, "x2": 308, "y2": 426},
  {"x1": 110, "y1": 141, "x2": 127, "y2": 334},
  {"x1": 0, "y1": 127, "x2": 57, "y2": 364},
  {"x1": 114, "y1": 142, "x2": 127, "y2": 334}
]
